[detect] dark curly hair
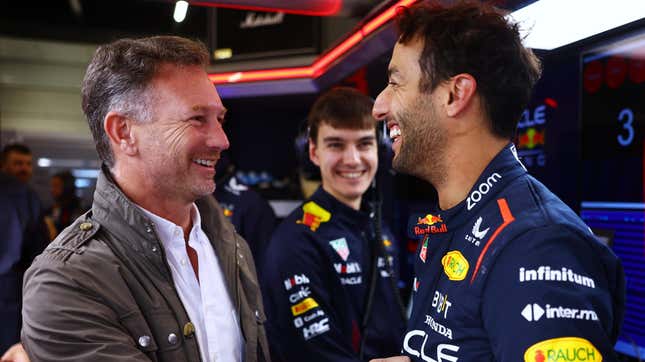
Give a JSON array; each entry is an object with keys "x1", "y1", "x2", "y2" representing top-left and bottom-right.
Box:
[{"x1": 396, "y1": 1, "x2": 542, "y2": 139}]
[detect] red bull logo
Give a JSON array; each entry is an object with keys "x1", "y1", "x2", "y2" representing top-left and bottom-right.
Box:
[
  {"x1": 418, "y1": 214, "x2": 443, "y2": 225},
  {"x1": 296, "y1": 201, "x2": 331, "y2": 232},
  {"x1": 414, "y1": 214, "x2": 447, "y2": 236},
  {"x1": 517, "y1": 128, "x2": 545, "y2": 149},
  {"x1": 223, "y1": 208, "x2": 233, "y2": 217}
]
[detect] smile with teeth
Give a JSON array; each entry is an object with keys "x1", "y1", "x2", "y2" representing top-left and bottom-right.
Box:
[
  {"x1": 193, "y1": 158, "x2": 216, "y2": 167},
  {"x1": 389, "y1": 125, "x2": 401, "y2": 140},
  {"x1": 338, "y1": 171, "x2": 365, "y2": 179}
]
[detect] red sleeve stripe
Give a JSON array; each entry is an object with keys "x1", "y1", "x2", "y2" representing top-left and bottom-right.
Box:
[{"x1": 470, "y1": 198, "x2": 515, "y2": 284}]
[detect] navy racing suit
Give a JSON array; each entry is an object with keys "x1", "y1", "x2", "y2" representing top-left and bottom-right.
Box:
[
  {"x1": 215, "y1": 174, "x2": 276, "y2": 270},
  {"x1": 403, "y1": 144, "x2": 625, "y2": 362},
  {"x1": 261, "y1": 187, "x2": 405, "y2": 361}
]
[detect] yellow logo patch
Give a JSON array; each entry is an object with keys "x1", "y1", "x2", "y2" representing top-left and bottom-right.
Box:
[
  {"x1": 291, "y1": 297, "x2": 319, "y2": 316},
  {"x1": 441, "y1": 250, "x2": 469, "y2": 281},
  {"x1": 296, "y1": 201, "x2": 331, "y2": 231},
  {"x1": 524, "y1": 337, "x2": 602, "y2": 361}
]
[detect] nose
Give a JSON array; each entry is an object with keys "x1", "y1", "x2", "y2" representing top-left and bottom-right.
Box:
[
  {"x1": 343, "y1": 145, "x2": 361, "y2": 165},
  {"x1": 206, "y1": 120, "x2": 230, "y2": 151},
  {"x1": 372, "y1": 89, "x2": 389, "y2": 122}
]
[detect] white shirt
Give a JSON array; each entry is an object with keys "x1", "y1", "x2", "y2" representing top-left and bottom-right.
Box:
[{"x1": 138, "y1": 204, "x2": 243, "y2": 362}]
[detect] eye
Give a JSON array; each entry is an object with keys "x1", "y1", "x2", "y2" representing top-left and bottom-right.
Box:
[
  {"x1": 189, "y1": 116, "x2": 207, "y2": 125},
  {"x1": 358, "y1": 141, "x2": 375, "y2": 150},
  {"x1": 327, "y1": 142, "x2": 343, "y2": 149}
]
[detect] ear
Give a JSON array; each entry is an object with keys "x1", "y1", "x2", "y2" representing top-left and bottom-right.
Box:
[
  {"x1": 308, "y1": 137, "x2": 321, "y2": 167},
  {"x1": 445, "y1": 73, "x2": 477, "y2": 117},
  {"x1": 104, "y1": 111, "x2": 138, "y2": 157}
]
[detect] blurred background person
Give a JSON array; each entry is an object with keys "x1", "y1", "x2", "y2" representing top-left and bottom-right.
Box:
[
  {"x1": 44, "y1": 171, "x2": 84, "y2": 241},
  {"x1": 0, "y1": 164, "x2": 47, "y2": 354},
  {"x1": 214, "y1": 151, "x2": 276, "y2": 271},
  {"x1": 1, "y1": 144, "x2": 33, "y2": 184}
]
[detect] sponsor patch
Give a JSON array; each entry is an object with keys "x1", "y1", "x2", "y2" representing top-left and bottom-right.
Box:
[
  {"x1": 432, "y1": 290, "x2": 452, "y2": 319},
  {"x1": 303, "y1": 318, "x2": 330, "y2": 340},
  {"x1": 329, "y1": 237, "x2": 350, "y2": 261},
  {"x1": 424, "y1": 314, "x2": 453, "y2": 340},
  {"x1": 288, "y1": 286, "x2": 311, "y2": 304},
  {"x1": 419, "y1": 235, "x2": 429, "y2": 263},
  {"x1": 383, "y1": 238, "x2": 392, "y2": 247},
  {"x1": 340, "y1": 276, "x2": 362, "y2": 285},
  {"x1": 403, "y1": 330, "x2": 460, "y2": 361},
  {"x1": 296, "y1": 201, "x2": 331, "y2": 231},
  {"x1": 519, "y1": 266, "x2": 596, "y2": 289},
  {"x1": 413, "y1": 214, "x2": 448, "y2": 236},
  {"x1": 465, "y1": 217, "x2": 489, "y2": 246},
  {"x1": 524, "y1": 337, "x2": 602, "y2": 361},
  {"x1": 291, "y1": 297, "x2": 319, "y2": 316},
  {"x1": 284, "y1": 274, "x2": 310, "y2": 290},
  {"x1": 467, "y1": 172, "x2": 502, "y2": 211},
  {"x1": 441, "y1": 251, "x2": 469, "y2": 281},
  {"x1": 293, "y1": 317, "x2": 304, "y2": 328},
  {"x1": 223, "y1": 207, "x2": 234, "y2": 218},
  {"x1": 334, "y1": 262, "x2": 361, "y2": 274},
  {"x1": 303, "y1": 309, "x2": 325, "y2": 322},
  {"x1": 521, "y1": 303, "x2": 599, "y2": 322}
]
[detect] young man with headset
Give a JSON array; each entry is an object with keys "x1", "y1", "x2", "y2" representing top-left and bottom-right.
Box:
[{"x1": 261, "y1": 87, "x2": 406, "y2": 361}]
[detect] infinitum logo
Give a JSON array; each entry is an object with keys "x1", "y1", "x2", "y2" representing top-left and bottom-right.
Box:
[
  {"x1": 519, "y1": 266, "x2": 596, "y2": 288},
  {"x1": 521, "y1": 303, "x2": 599, "y2": 322}
]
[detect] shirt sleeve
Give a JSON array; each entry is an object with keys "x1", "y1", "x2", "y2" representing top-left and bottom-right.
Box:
[
  {"x1": 261, "y1": 229, "x2": 361, "y2": 362},
  {"x1": 481, "y1": 224, "x2": 624, "y2": 362},
  {"x1": 22, "y1": 257, "x2": 153, "y2": 362}
]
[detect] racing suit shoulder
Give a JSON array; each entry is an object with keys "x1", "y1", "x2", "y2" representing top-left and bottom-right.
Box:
[{"x1": 473, "y1": 175, "x2": 625, "y2": 361}]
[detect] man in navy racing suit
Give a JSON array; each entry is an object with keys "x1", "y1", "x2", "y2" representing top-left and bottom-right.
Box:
[
  {"x1": 370, "y1": 2, "x2": 625, "y2": 362},
  {"x1": 261, "y1": 87, "x2": 406, "y2": 361}
]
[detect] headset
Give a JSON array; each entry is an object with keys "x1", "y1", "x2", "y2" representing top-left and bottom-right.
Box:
[{"x1": 294, "y1": 118, "x2": 407, "y2": 359}]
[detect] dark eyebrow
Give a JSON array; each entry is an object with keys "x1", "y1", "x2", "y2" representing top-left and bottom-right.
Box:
[
  {"x1": 322, "y1": 135, "x2": 376, "y2": 143},
  {"x1": 322, "y1": 136, "x2": 344, "y2": 143}
]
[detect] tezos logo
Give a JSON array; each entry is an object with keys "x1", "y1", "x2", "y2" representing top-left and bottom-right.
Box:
[{"x1": 467, "y1": 173, "x2": 502, "y2": 210}]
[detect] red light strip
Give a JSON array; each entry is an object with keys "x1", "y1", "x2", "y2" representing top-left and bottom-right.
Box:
[
  {"x1": 191, "y1": 1, "x2": 343, "y2": 17},
  {"x1": 209, "y1": 0, "x2": 418, "y2": 84}
]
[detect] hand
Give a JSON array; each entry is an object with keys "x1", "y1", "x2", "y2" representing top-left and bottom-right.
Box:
[
  {"x1": 1, "y1": 343, "x2": 30, "y2": 362},
  {"x1": 370, "y1": 356, "x2": 411, "y2": 362}
]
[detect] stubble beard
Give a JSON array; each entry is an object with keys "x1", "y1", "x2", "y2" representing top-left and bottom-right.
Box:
[{"x1": 392, "y1": 97, "x2": 447, "y2": 187}]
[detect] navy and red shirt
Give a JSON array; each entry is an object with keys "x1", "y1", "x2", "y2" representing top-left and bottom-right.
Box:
[
  {"x1": 261, "y1": 187, "x2": 405, "y2": 361},
  {"x1": 403, "y1": 144, "x2": 625, "y2": 362}
]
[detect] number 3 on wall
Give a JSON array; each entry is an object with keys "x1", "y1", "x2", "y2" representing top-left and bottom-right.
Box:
[{"x1": 617, "y1": 108, "x2": 634, "y2": 147}]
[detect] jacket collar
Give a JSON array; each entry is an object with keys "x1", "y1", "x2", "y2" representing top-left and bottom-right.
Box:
[{"x1": 91, "y1": 166, "x2": 239, "y2": 273}]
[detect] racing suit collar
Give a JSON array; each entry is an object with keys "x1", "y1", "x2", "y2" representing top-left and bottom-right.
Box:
[
  {"x1": 435, "y1": 143, "x2": 528, "y2": 229},
  {"x1": 311, "y1": 186, "x2": 372, "y2": 227}
]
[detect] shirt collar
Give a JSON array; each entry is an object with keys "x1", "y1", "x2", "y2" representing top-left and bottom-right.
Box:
[{"x1": 137, "y1": 203, "x2": 203, "y2": 248}]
